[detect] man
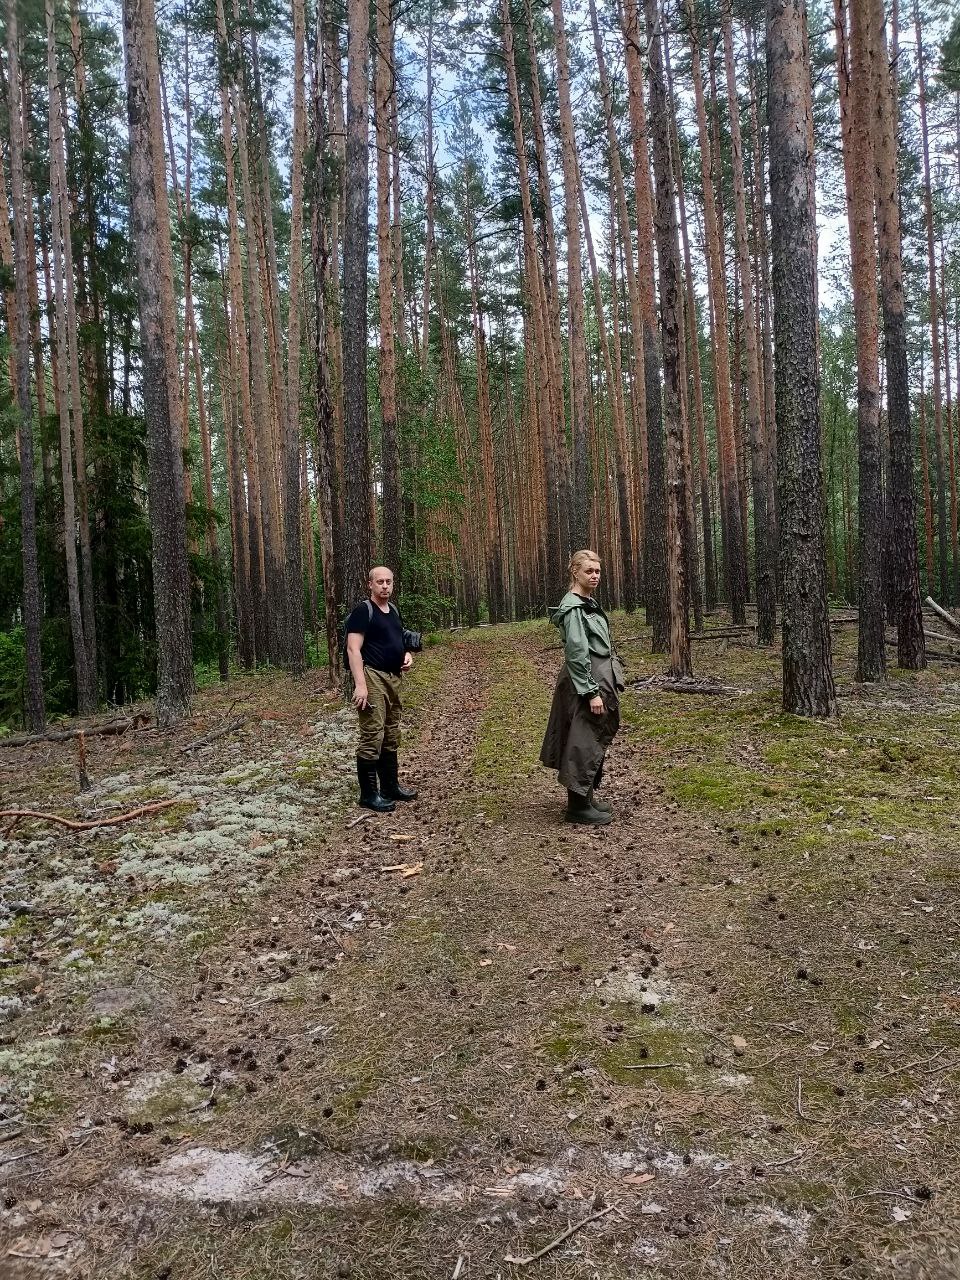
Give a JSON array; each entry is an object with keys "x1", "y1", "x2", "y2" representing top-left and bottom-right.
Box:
[{"x1": 345, "y1": 566, "x2": 418, "y2": 813}]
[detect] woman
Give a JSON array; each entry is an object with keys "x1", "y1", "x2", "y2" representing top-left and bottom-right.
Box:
[{"x1": 540, "y1": 550, "x2": 625, "y2": 826}]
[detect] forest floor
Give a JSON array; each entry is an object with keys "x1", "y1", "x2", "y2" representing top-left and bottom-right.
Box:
[{"x1": 1, "y1": 617, "x2": 959, "y2": 1280}]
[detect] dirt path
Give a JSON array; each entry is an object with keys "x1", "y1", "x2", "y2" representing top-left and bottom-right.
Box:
[{"x1": 2, "y1": 627, "x2": 958, "y2": 1278}]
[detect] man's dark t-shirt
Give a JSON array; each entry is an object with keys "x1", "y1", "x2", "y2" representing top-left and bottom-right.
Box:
[{"x1": 345, "y1": 600, "x2": 406, "y2": 676}]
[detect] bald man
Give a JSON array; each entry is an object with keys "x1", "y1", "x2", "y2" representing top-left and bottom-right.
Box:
[{"x1": 344, "y1": 567, "x2": 418, "y2": 812}]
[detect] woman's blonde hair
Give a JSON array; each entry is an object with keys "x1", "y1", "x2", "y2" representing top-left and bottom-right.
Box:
[{"x1": 568, "y1": 549, "x2": 601, "y2": 587}]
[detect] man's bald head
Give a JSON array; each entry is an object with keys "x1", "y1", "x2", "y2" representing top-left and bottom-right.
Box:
[{"x1": 368, "y1": 566, "x2": 395, "y2": 604}]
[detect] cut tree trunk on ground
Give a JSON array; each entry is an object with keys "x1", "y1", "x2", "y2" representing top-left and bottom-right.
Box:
[
  {"x1": 924, "y1": 597, "x2": 960, "y2": 635},
  {"x1": 0, "y1": 714, "x2": 151, "y2": 748}
]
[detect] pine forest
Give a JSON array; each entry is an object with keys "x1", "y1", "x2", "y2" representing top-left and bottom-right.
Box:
[{"x1": 1, "y1": 0, "x2": 959, "y2": 729}]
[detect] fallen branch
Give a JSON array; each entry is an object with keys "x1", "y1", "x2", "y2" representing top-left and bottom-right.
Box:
[
  {"x1": 504, "y1": 1205, "x2": 615, "y2": 1266},
  {"x1": 923, "y1": 629, "x2": 960, "y2": 646},
  {"x1": 877, "y1": 1046, "x2": 951, "y2": 1080},
  {"x1": 885, "y1": 640, "x2": 960, "y2": 665},
  {"x1": 628, "y1": 676, "x2": 752, "y2": 696},
  {"x1": 346, "y1": 811, "x2": 374, "y2": 829},
  {"x1": 179, "y1": 716, "x2": 247, "y2": 755},
  {"x1": 619, "y1": 1061, "x2": 684, "y2": 1071},
  {"x1": 0, "y1": 713, "x2": 150, "y2": 749},
  {"x1": 924, "y1": 596, "x2": 960, "y2": 635},
  {"x1": 0, "y1": 798, "x2": 181, "y2": 833},
  {"x1": 849, "y1": 1189, "x2": 922, "y2": 1202}
]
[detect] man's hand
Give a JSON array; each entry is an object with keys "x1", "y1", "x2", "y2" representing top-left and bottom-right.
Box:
[
  {"x1": 401, "y1": 651, "x2": 413, "y2": 672},
  {"x1": 353, "y1": 684, "x2": 369, "y2": 711},
  {"x1": 589, "y1": 695, "x2": 604, "y2": 716}
]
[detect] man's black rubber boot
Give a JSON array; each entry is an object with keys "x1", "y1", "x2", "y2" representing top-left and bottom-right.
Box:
[
  {"x1": 565, "y1": 788, "x2": 612, "y2": 826},
  {"x1": 357, "y1": 757, "x2": 395, "y2": 813},
  {"x1": 377, "y1": 750, "x2": 418, "y2": 801}
]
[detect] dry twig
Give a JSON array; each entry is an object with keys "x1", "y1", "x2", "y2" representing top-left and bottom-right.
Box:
[
  {"x1": 504, "y1": 1205, "x2": 615, "y2": 1266},
  {"x1": 877, "y1": 1046, "x2": 951, "y2": 1079},
  {"x1": 619, "y1": 1061, "x2": 684, "y2": 1071}
]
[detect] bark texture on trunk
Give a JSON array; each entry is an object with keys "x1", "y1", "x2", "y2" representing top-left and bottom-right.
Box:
[
  {"x1": 122, "y1": 0, "x2": 194, "y2": 727},
  {"x1": 684, "y1": 0, "x2": 747, "y2": 625},
  {"x1": 342, "y1": 0, "x2": 373, "y2": 605},
  {"x1": 375, "y1": 0, "x2": 401, "y2": 573},
  {"x1": 835, "y1": 0, "x2": 885, "y2": 680},
  {"x1": 6, "y1": 0, "x2": 45, "y2": 730},
  {"x1": 723, "y1": 8, "x2": 775, "y2": 644},
  {"x1": 283, "y1": 0, "x2": 307, "y2": 673},
  {"x1": 645, "y1": 0, "x2": 691, "y2": 677},
  {"x1": 622, "y1": 0, "x2": 669, "y2": 648},
  {"x1": 767, "y1": 0, "x2": 836, "y2": 717},
  {"x1": 871, "y1": 0, "x2": 924, "y2": 667},
  {"x1": 551, "y1": 0, "x2": 591, "y2": 550}
]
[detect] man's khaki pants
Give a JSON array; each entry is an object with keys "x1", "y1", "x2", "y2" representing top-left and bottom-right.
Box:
[{"x1": 357, "y1": 667, "x2": 402, "y2": 761}]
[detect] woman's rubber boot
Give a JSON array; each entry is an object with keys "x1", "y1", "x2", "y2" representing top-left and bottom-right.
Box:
[
  {"x1": 588, "y1": 787, "x2": 612, "y2": 814},
  {"x1": 357, "y1": 757, "x2": 395, "y2": 813},
  {"x1": 589, "y1": 759, "x2": 611, "y2": 812},
  {"x1": 377, "y1": 749, "x2": 418, "y2": 801},
  {"x1": 565, "y1": 789, "x2": 612, "y2": 826}
]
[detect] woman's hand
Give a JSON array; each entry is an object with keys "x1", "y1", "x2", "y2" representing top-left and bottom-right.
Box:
[{"x1": 589, "y1": 695, "x2": 604, "y2": 716}]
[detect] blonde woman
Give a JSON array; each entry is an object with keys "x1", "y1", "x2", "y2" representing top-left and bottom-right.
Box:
[{"x1": 540, "y1": 550, "x2": 625, "y2": 825}]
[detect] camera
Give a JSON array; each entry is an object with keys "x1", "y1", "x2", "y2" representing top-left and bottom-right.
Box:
[{"x1": 402, "y1": 628, "x2": 423, "y2": 653}]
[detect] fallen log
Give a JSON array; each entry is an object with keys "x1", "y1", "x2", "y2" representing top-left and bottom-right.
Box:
[
  {"x1": 0, "y1": 798, "x2": 181, "y2": 835},
  {"x1": 0, "y1": 713, "x2": 150, "y2": 749},
  {"x1": 885, "y1": 640, "x2": 960, "y2": 665},
  {"x1": 179, "y1": 716, "x2": 247, "y2": 755},
  {"x1": 628, "y1": 675, "x2": 752, "y2": 696},
  {"x1": 924, "y1": 596, "x2": 960, "y2": 636}
]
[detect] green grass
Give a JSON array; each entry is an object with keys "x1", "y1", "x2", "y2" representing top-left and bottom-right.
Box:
[{"x1": 473, "y1": 650, "x2": 552, "y2": 797}]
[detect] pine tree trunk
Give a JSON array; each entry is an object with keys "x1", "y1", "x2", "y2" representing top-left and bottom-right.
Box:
[
  {"x1": 675, "y1": 108, "x2": 716, "y2": 618},
  {"x1": 121, "y1": 0, "x2": 193, "y2": 726},
  {"x1": 375, "y1": 0, "x2": 401, "y2": 574},
  {"x1": 6, "y1": 0, "x2": 45, "y2": 731},
  {"x1": 834, "y1": 0, "x2": 885, "y2": 680},
  {"x1": 942, "y1": 251, "x2": 960, "y2": 603},
  {"x1": 622, "y1": 0, "x2": 669, "y2": 648},
  {"x1": 588, "y1": 0, "x2": 639, "y2": 610},
  {"x1": 231, "y1": 67, "x2": 286, "y2": 665},
  {"x1": 914, "y1": 1, "x2": 952, "y2": 604},
  {"x1": 501, "y1": 0, "x2": 564, "y2": 603},
  {"x1": 767, "y1": 0, "x2": 836, "y2": 717},
  {"x1": 723, "y1": 10, "x2": 775, "y2": 645},
  {"x1": 919, "y1": 352, "x2": 935, "y2": 589},
  {"x1": 524, "y1": 0, "x2": 572, "y2": 578},
  {"x1": 420, "y1": 4, "x2": 434, "y2": 373},
  {"x1": 684, "y1": 0, "x2": 747, "y2": 625},
  {"x1": 342, "y1": 0, "x2": 372, "y2": 605},
  {"x1": 282, "y1": 0, "x2": 307, "y2": 673},
  {"x1": 645, "y1": 0, "x2": 691, "y2": 677},
  {"x1": 215, "y1": 0, "x2": 260, "y2": 664},
  {"x1": 47, "y1": 0, "x2": 97, "y2": 714},
  {"x1": 549, "y1": 0, "x2": 591, "y2": 552}
]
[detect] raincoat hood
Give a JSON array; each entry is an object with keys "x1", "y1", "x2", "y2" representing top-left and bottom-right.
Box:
[{"x1": 549, "y1": 591, "x2": 601, "y2": 627}]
